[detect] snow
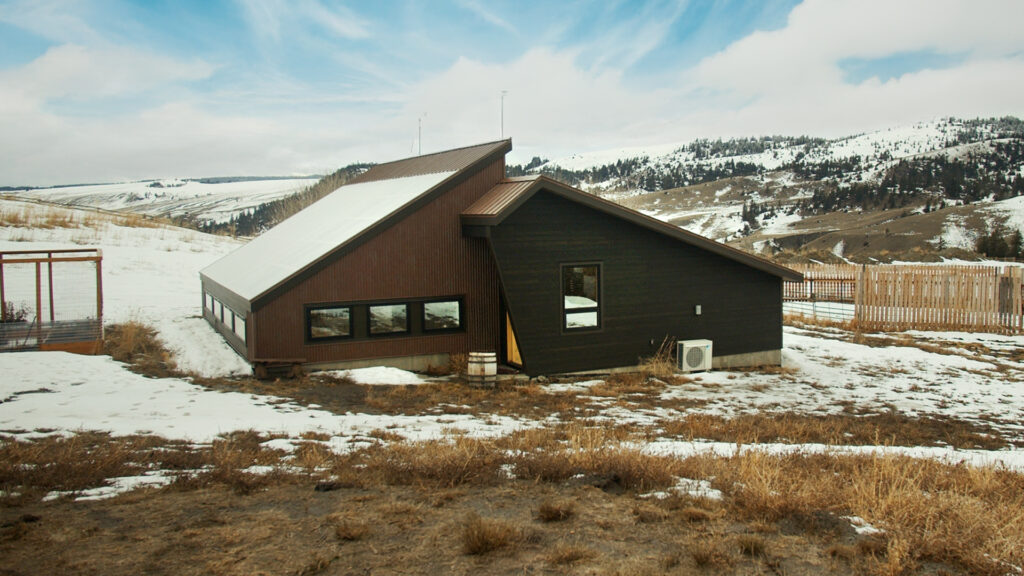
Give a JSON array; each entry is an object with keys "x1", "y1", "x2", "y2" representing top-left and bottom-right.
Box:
[
  {"x1": 325, "y1": 366, "x2": 431, "y2": 385},
  {"x1": 12, "y1": 178, "x2": 318, "y2": 224},
  {"x1": 45, "y1": 472, "x2": 175, "y2": 502},
  {"x1": 986, "y1": 194, "x2": 1024, "y2": 234},
  {"x1": 0, "y1": 198, "x2": 250, "y2": 377},
  {"x1": 642, "y1": 477, "x2": 723, "y2": 501},
  {"x1": 0, "y1": 351, "x2": 530, "y2": 444},
  {"x1": 201, "y1": 171, "x2": 455, "y2": 301}
]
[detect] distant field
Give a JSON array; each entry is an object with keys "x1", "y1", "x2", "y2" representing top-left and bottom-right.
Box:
[{"x1": 7, "y1": 177, "x2": 318, "y2": 225}]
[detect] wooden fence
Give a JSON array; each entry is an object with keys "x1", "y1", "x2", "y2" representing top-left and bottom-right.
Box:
[
  {"x1": 782, "y1": 264, "x2": 857, "y2": 302},
  {"x1": 784, "y1": 263, "x2": 1024, "y2": 333},
  {"x1": 854, "y1": 265, "x2": 1023, "y2": 333}
]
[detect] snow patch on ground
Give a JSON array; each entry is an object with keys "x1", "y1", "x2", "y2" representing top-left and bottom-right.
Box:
[{"x1": 325, "y1": 366, "x2": 432, "y2": 385}]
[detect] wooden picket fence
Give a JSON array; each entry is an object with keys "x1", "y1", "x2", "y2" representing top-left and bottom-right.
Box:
[
  {"x1": 782, "y1": 264, "x2": 858, "y2": 302},
  {"x1": 784, "y1": 263, "x2": 1024, "y2": 333},
  {"x1": 854, "y1": 265, "x2": 1024, "y2": 333}
]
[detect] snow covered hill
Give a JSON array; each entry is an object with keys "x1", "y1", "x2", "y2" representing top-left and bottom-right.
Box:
[{"x1": 7, "y1": 177, "x2": 318, "y2": 225}]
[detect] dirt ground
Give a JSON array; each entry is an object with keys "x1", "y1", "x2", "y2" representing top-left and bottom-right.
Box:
[{"x1": 1, "y1": 478, "x2": 917, "y2": 576}]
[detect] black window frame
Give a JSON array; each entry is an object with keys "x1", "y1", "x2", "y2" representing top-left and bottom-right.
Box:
[
  {"x1": 561, "y1": 263, "x2": 602, "y2": 332},
  {"x1": 368, "y1": 303, "x2": 410, "y2": 337},
  {"x1": 306, "y1": 305, "x2": 354, "y2": 342},
  {"x1": 422, "y1": 298, "x2": 464, "y2": 333}
]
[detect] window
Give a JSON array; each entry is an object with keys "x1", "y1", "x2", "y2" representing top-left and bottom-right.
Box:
[
  {"x1": 369, "y1": 304, "x2": 408, "y2": 335},
  {"x1": 562, "y1": 264, "x2": 600, "y2": 330},
  {"x1": 215, "y1": 300, "x2": 224, "y2": 323},
  {"x1": 308, "y1": 306, "x2": 352, "y2": 340},
  {"x1": 204, "y1": 293, "x2": 213, "y2": 311},
  {"x1": 423, "y1": 299, "x2": 462, "y2": 331},
  {"x1": 233, "y1": 314, "x2": 246, "y2": 341}
]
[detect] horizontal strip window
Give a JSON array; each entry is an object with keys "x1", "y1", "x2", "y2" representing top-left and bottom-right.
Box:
[
  {"x1": 304, "y1": 296, "x2": 464, "y2": 344},
  {"x1": 369, "y1": 304, "x2": 409, "y2": 336},
  {"x1": 423, "y1": 299, "x2": 463, "y2": 332},
  {"x1": 308, "y1": 306, "x2": 353, "y2": 341}
]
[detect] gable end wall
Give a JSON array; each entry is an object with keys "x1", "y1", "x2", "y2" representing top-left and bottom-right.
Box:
[
  {"x1": 250, "y1": 159, "x2": 505, "y2": 364},
  {"x1": 489, "y1": 191, "x2": 783, "y2": 375}
]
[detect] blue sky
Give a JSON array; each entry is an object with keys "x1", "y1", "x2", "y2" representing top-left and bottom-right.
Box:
[{"x1": 1, "y1": 0, "x2": 1022, "y2": 185}]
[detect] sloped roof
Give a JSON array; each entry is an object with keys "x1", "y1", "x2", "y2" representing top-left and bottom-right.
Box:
[
  {"x1": 201, "y1": 139, "x2": 512, "y2": 306},
  {"x1": 202, "y1": 171, "x2": 455, "y2": 301},
  {"x1": 463, "y1": 175, "x2": 803, "y2": 282}
]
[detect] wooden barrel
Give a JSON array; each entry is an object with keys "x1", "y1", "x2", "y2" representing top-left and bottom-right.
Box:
[{"x1": 466, "y1": 351, "x2": 497, "y2": 387}]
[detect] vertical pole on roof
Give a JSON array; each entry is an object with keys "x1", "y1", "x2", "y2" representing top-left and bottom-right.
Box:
[
  {"x1": 500, "y1": 90, "x2": 508, "y2": 138},
  {"x1": 418, "y1": 117, "x2": 421, "y2": 155}
]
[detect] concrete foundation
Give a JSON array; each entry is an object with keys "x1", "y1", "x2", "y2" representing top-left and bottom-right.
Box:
[{"x1": 304, "y1": 353, "x2": 451, "y2": 374}]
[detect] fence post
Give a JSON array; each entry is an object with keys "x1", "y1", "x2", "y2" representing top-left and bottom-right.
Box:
[
  {"x1": 35, "y1": 261, "x2": 42, "y2": 344},
  {"x1": 0, "y1": 254, "x2": 5, "y2": 322}
]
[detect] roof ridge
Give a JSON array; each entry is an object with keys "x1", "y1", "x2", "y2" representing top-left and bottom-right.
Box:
[{"x1": 374, "y1": 138, "x2": 511, "y2": 168}]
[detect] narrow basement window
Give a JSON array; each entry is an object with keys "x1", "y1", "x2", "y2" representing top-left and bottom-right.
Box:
[
  {"x1": 562, "y1": 264, "x2": 600, "y2": 330},
  {"x1": 308, "y1": 306, "x2": 352, "y2": 340},
  {"x1": 423, "y1": 299, "x2": 462, "y2": 331},
  {"x1": 369, "y1": 303, "x2": 409, "y2": 335}
]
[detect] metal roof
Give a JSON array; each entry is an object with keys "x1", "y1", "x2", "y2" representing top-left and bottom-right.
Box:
[
  {"x1": 462, "y1": 175, "x2": 804, "y2": 282},
  {"x1": 349, "y1": 140, "x2": 511, "y2": 184},
  {"x1": 461, "y1": 175, "x2": 538, "y2": 217},
  {"x1": 202, "y1": 139, "x2": 512, "y2": 307}
]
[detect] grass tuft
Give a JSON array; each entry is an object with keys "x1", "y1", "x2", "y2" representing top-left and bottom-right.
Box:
[
  {"x1": 536, "y1": 500, "x2": 575, "y2": 522},
  {"x1": 461, "y1": 513, "x2": 523, "y2": 555}
]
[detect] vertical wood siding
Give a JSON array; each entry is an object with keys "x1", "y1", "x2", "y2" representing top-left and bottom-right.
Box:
[
  {"x1": 489, "y1": 191, "x2": 783, "y2": 375},
  {"x1": 251, "y1": 160, "x2": 504, "y2": 363}
]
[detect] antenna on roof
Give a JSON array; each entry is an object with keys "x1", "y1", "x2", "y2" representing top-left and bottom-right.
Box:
[
  {"x1": 418, "y1": 113, "x2": 427, "y2": 155},
  {"x1": 500, "y1": 90, "x2": 508, "y2": 139}
]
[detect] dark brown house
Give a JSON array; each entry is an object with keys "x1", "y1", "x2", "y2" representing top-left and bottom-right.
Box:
[{"x1": 200, "y1": 140, "x2": 801, "y2": 375}]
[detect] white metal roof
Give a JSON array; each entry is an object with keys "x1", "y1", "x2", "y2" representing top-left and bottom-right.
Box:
[{"x1": 200, "y1": 171, "x2": 456, "y2": 301}]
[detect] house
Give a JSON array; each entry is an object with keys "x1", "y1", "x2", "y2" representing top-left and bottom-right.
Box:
[{"x1": 199, "y1": 140, "x2": 802, "y2": 376}]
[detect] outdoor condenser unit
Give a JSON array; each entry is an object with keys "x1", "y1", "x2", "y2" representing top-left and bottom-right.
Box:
[{"x1": 677, "y1": 339, "x2": 713, "y2": 373}]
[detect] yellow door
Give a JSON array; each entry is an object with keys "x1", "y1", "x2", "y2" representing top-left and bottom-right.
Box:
[{"x1": 505, "y1": 311, "x2": 522, "y2": 366}]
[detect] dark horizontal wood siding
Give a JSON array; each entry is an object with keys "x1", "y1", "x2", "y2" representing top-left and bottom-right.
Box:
[
  {"x1": 489, "y1": 190, "x2": 783, "y2": 375},
  {"x1": 250, "y1": 159, "x2": 504, "y2": 364}
]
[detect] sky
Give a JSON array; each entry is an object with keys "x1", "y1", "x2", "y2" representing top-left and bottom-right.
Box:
[{"x1": 1, "y1": 0, "x2": 1023, "y2": 186}]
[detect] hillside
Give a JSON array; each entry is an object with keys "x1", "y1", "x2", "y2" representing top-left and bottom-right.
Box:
[{"x1": 510, "y1": 117, "x2": 1024, "y2": 262}]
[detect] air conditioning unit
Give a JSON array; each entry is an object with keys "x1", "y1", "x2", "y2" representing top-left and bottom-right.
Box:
[{"x1": 677, "y1": 339, "x2": 713, "y2": 373}]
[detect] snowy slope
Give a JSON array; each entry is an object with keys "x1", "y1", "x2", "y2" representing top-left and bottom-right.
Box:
[
  {"x1": 9, "y1": 177, "x2": 318, "y2": 224},
  {"x1": 0, "y1": 198, "x2": 249, "y2": 376},
  {"x1": 541, "y1": 118, "x2": 973, "y2": 176}
]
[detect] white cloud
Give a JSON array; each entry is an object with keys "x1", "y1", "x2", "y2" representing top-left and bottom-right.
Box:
[
  {"x1": 1, "y1": 44, "x2": 215, "y2": 102},
  {"x1": 688, "y1": 0, "x2": 1024, "y2": 113},
  {"x1": 396, "y1": 48, "x2": 676, "y2": 158}
]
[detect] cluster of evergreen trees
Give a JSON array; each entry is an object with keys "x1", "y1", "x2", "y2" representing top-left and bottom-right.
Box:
[
  {"x1": 975, "y1": 225, "x2": 1024, "y2": 259},
  {"x1": 187, "y1": 163, "x2": 371, "y2": 237}
]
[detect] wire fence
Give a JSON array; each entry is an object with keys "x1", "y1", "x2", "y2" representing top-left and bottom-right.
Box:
[{"x1": 0, "y1": 249, "x2": 103, "y2": 353}]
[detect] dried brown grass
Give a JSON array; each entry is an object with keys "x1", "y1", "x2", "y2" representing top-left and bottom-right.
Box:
[
  {"x1": 461, "y1": 513, "x2": 526, "y2": 555},
  {"x1": 103, "y1": 321, "x2": 177, "y2": 377},
  {"x1": 657, "y1": 411, "x2": 1007, "y2": 449},
  {"x1": 536, "y1": 500, "x2": 575, "y2": 522}
]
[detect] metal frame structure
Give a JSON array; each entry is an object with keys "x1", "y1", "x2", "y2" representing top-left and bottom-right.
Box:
[{"x1": 0, "y1": 248, "x2": 103, "y2": 354}]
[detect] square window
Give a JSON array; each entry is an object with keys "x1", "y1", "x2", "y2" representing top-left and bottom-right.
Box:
[
  {"x1": 563, "y1": 264, "x2": 600, "y2": 330},
  {"x1": 309, "y1": 307, "x2": 351, "y2": 339},
  {"x1": 424, "y1": 300, "x2": 462, "y2": 331},
  {"x1": 369, "y1": 304, "x2": 408, "y2": 335}
]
